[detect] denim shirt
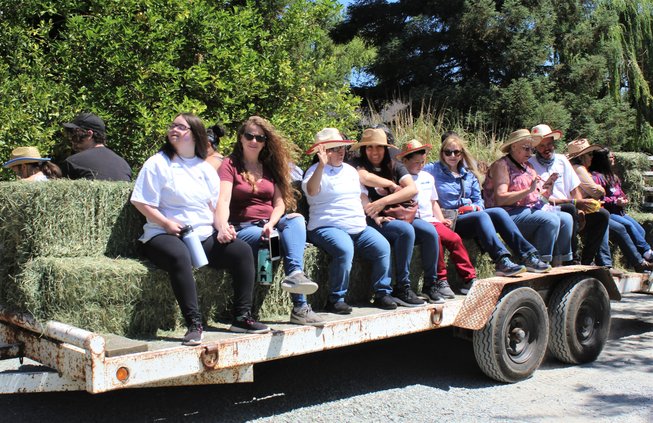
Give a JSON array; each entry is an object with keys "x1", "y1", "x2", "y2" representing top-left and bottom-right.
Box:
[{"x1": 423, "y1": 161, "x2": 484, "y2": 209}]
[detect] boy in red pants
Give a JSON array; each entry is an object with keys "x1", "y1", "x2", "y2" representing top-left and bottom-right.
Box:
[{"x1": 398, "y1": 140, "x2": 477, "y2": 300}]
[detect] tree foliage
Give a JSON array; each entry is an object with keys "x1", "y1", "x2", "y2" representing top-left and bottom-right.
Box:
[
  {"x1": 0, "y1": 0, "x2": 371, "y2": 179},
  {"x1": 336, "y1": 0, "x2": 653, "y2": 150}
]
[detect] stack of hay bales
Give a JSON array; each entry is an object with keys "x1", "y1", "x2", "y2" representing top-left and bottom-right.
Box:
[{"x1": 0, "y1": 180, "x2": 497, "y2": 338}]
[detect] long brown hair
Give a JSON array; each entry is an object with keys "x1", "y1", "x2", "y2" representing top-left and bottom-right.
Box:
[
  {"x1": 161, "y1": 113, "x2": 209, "y2": 160},
  {"x1": 231, "y1": 116, "x2": 297, "y2": 211},
  {"x1": 440, "y1": 134, "x2": 483, "y2": 182}
]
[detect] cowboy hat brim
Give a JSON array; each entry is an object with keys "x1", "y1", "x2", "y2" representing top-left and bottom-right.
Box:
[
  {"x1": 396, "y1": 144, "x2": 432, "y2": 160},
  {"x1": 305, "y1": 140, "x2": 354, "y2": 155},
  {"x1": 499, "y1": 134, "x2": 542, "y2": 153},
  {"x1": 566, "y1": 144, "x2": 603, "y2": 160},
  {"x1": 350, "y1": 141, "x2": 399, "y2": 151},
  {"x1": 3, "y1": 157, "x2": 51, "y2": 168}
]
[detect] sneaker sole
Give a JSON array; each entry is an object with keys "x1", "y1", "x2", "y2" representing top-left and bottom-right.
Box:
[
  {"x1": 525, "y1": 265, "x2": 552, "y2": 273},
  {"x1": 228, "y1": 325, "x2": 271, "y2": 334},
  {"x1": 281, "y1": 281, "x2": 319, "y2": 295},
  {"x1": 495, "y1": 266, "x2": 527, "y2": 277},
  {"x1": 418, "y1": 293, "x2": 445, "y2": 304},
  {"x1": 182, "y1": 334, "x2": 204, "y2": 346},
  {"x1": 459, "y1": 288, "x2": 470, "y2": 295},
  {"x1": 392, "y1": 296, "x2": 427, "y2": 307},
  {"x1": 290, "y1": 316, "x2": 326, "y2": 327}
]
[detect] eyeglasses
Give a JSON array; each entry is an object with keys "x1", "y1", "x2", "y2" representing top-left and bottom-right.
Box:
[
  {"x1": 327, "y1": 146, "x2": 345, "y2": 152},
  {"x1": 168, "y1": 123, "x2": 190, "y2": 132},
  {"x1": 443, "y1": 149, "x2": 462, "y2": 157},
  {"x1": 243, "y1": 132, "x2": 267, "y2": 143},
  {"x1": 520, "y1": 146, "x2": 534, "y2": 153}
]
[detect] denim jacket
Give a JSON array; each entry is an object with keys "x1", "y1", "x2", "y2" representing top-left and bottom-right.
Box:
[{"x1": 423, "y1": 161, "x2": 484, "y2": 209}]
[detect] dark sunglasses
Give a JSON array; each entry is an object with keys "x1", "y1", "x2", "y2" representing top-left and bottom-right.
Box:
[
  {"x1": 243, "y1": 132, "x2": 267, "y2": 143},
  {"x1": 168, "y1": 123, "x2": 190, "y2": 131},
  {"x1": 443, "y1": 149, "x2": 462, "y2": 157}
]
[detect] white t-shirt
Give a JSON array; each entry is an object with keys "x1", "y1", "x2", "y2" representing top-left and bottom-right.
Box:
[
  {"x1": 529, "y1": 153, "x2": 580, "y2": 200},
  {"x1": 302, "y1": 163, "x2": 367, "y2": 234},
  {"x1": 131, "y1": 152, "x2": 220, "y2": 242},
  {"x1": 412, "y1": 171, "x2": 439, "y2": 223}
]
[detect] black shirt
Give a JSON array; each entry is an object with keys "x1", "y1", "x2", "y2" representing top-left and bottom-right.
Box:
[{"x1": 62, "y1": 146, "x2": 132, "y2": 181}]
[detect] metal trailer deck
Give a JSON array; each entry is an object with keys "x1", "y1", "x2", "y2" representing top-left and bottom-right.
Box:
[{"x1": 0, "y1": 265, "x2": 648, "y2": 394}]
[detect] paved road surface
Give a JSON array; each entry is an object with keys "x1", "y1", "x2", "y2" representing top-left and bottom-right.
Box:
[{"x1": 1, "y1": 294, "x2": 652, "y2": 423}]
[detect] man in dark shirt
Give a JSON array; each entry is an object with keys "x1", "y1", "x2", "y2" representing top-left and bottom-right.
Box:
[{"x1": 61, "y1": 113, "x2": 132, "y2": 181}]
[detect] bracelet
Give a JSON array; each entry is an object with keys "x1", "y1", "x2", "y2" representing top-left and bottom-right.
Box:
[{"x1": 572, "y1": 199, "x2": 576, "y2": 206}]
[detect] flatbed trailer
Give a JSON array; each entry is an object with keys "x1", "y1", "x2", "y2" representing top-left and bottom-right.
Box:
[{"x1": 1, "y1": 265, "x2": 649, "y2": 394}]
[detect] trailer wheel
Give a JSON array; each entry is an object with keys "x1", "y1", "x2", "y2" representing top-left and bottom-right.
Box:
[
  {"x1": 473, "y1": 287, "x2": 548, "y2": 383},
  {"x1": 547, "y1": 276, "x2": 610, "y2": 364}
]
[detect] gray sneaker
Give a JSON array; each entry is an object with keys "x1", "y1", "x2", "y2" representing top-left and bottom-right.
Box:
[
  {"x1": 523, "y1": 253, "x2": 552, "y2": 273},
  {"x1": 281, "y1": 271, "x2": 319, "y2": 295},
  {"x1": 290, "y1": 304, "x2": 325, "y2": 327}
]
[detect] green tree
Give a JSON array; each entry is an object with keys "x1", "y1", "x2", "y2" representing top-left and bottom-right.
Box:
[{"x1": 0, "y1": 0, "x2": 371, "y2": 179}]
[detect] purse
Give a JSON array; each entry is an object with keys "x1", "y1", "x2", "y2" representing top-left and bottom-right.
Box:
[{"x1": 381, "y1": 200, "x2": 418, "y2": 224}]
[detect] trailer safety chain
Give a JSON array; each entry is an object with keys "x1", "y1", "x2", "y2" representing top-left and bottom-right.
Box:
[
  {"x1": 431, "y1": 304, "x2": 444, "y2": 326},
  {"x1": 201, "y1": 344, "x2": 220, "y2": 368}
]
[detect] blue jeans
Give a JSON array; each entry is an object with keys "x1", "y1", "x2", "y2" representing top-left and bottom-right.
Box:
[
  {"x1": 411, "y1": 218, "x2": 439, "y2": 284},
  {"x1": 236, "y1": 214, "x2": 307, "y2": 306},
  {"x1": 456, "y1": 208, "x2": 538, "y2": 262},
  {"x1": 308, "y1": 226, "x2": 393, "y2": 303},
  {"x1": 507, "y1": 207, "x2": 572, "y2": 262},
  {"x1": 604, "y1": 218, "x2": 644, "y2": 267},
  {"x1": 369, "y1": 219, "x2": 416, "y2": 286},
  {"x1": 610, "y1": 214, "x2": 651, "y2": 256},
  {"x1": 596, "y1": 225, "x2": 613, "y2": 267}
]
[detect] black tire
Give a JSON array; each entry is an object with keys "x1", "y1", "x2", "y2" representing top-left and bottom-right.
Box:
[
  {"x1": 547, "y1": 276, "x2": 610, "y2": 364},
  {"x1": 473, "y1": 287, "x2": 549, "y2": 383}
]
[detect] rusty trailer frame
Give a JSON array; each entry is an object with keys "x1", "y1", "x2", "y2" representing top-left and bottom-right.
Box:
[{"x1": 0, "y1": 266, "x2": 643, "y2": 394}]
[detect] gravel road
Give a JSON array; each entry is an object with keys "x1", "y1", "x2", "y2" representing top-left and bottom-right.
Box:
[{"x1": 1, "y1": 293, "x2": 652, "y2": 423}]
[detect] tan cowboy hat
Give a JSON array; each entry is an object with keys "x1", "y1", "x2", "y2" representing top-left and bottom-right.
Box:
[
  {"x1": 350, "y1": 128, "x2": 398, "y2": 151},
  {"x1": 566, "y1": 138, "x2": 604, "y2": 160},
  {"x1": 3, "y1": 146, "x2": 51, "y2": 168},
  {"x1": 531, "y1": 124, "x2": 563, "y2": 141},
  {"x1": 396, "y1": 139, "x2": 432, "y2": 160},
  {"x1": 305, "y1": 128, "x2": 354, "y2": 155},
  {"x1": 499, "y1": 129, "x2": 542, "y2": 153}
]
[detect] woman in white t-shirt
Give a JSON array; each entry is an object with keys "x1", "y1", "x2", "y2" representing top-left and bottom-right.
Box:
[
  {"x1": 302, "y1": 128, "x2": 394, "y2": 314},
  {"x1": 131, "y1": 113, "x2": 269, "y2": 346}
]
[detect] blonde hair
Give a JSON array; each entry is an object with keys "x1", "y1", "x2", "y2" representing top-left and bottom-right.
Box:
[{"x1": 440, "y1": 134, "x2": 483, "y2": 182}]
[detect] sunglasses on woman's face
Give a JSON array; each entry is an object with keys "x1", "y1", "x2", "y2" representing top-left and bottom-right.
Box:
[
  {"x1": 168, "y1": 123, "x2": 190, "y2": 132},
  {"x1": 243, "y1": 132, "x2": 267, "y2": 143},
  {"x1": 443, "y1": 149, "x2": 462, "y2": 157}
]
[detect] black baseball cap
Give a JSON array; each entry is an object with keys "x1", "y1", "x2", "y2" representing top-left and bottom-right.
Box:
[{"x1": 63, "y1": 113, "x2": 106, "y2": 134}]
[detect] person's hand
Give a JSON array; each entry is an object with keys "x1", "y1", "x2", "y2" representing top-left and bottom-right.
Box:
[
  {"x1": 164, "y1": 220, "x2": 183, "y2": 236},
  {"x1": 217, "y1": 225, "x2": 237, "y2": 243},
  {"x1": 616, "y1": 197, "x2": 628, "y2": 206},
  {"x1": 316, "y1": 145, "x2": 328, "y2": 167},
  {"x1": 442, "y1": 218, "x2": 453, "y2": 228},
  {"x1": 373, "y1": 215, "x2": 393, "y2": 226},
  {"x1": 364, "y1": 200, "x2": 385, "y2": 217},
  {"x1": 262, "y1": 222, "x2": 274, "y2": 239},
  {"x1": 542, "y1": 173, "x2": 558, "y2": 191},
  {"x1": 529, "y1": 176, "x2": 540, "y2": 193}
]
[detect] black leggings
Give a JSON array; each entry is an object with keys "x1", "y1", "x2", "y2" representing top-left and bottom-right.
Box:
[
  {"x1": 143, "y1": 232, "x2": 255, "y2": 325},
  {"x1": 560, "y1": 203, "x2": 610, "y2": 264}
]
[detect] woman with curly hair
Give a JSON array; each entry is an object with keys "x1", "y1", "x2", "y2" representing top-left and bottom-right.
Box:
[{"x1": 216, "y1": 116, "x2": 322, "y2": 327}]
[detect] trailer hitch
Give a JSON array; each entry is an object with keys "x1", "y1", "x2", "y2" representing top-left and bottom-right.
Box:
[{"x1": 431, "y1": 304, "x2": 444, "y2": 327}]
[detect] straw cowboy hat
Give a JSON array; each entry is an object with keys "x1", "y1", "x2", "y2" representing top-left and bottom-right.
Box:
[
  {"x1": 350, "y1": 128, "x2": 398, "y2": 151},
  {"x1": 3, "y1": 146, "x2": 51, "y2": 168},
  {"x1": 396, "y1": 139, "x2": 432, "y2": 160},
  {"x1": 499, "y1": 129, "x2": 543, "y2": 153},
  {"x1": 531, "y1": 124, "x2": 563, "y2": 141},
  {"x1": 566, "y1": 138, "x2": 604, "y2": 160},
  {"x1": 305, "y1": 128, "x2": 354, "y2": 155}
]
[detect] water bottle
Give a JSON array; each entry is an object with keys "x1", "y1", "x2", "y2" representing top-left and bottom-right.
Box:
[
  {"x1": 180, "y1": 225, "x2": 209, "y2": 268},
  {"x1": 257, "y1": 240, "x2": 273, "y2": 286}
]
